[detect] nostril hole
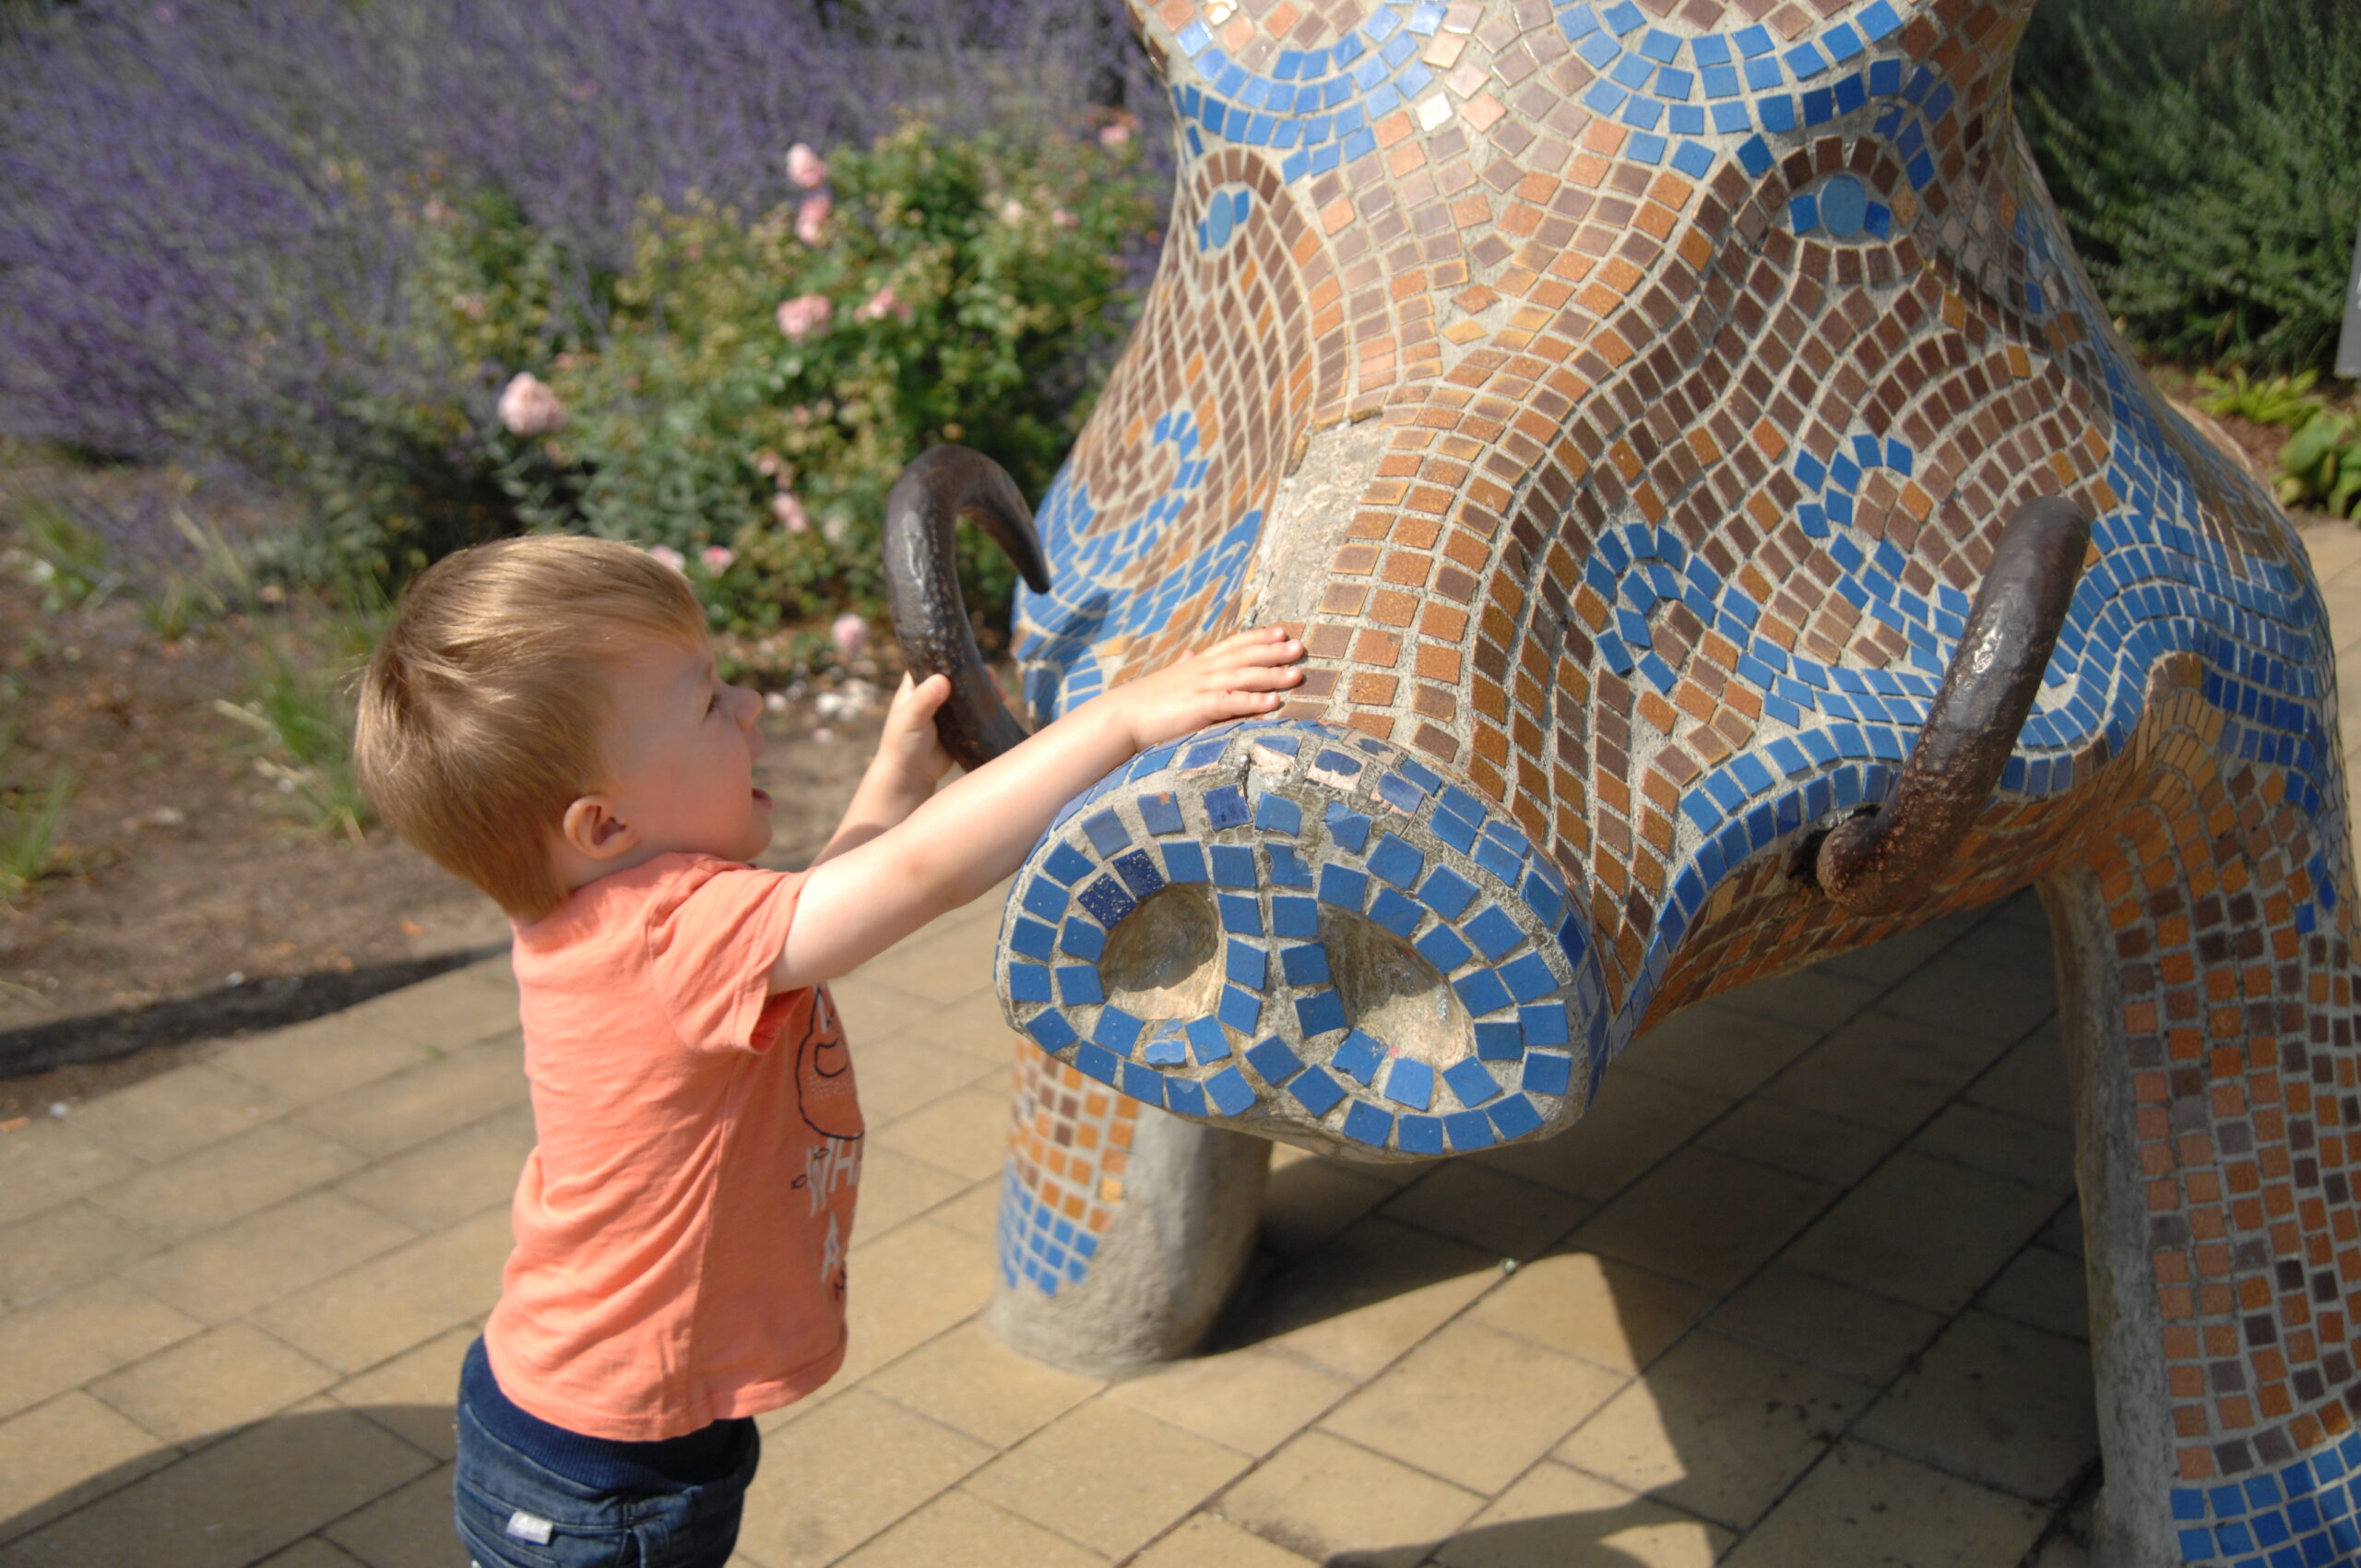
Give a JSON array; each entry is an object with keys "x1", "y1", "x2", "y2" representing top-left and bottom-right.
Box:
[
  {"x1": 1323, "y1": 906, "x2": 1470, "y2": 1069},
  {"x1": 1098, "y1": 883, "x2": 1225, "y2": 1023}
]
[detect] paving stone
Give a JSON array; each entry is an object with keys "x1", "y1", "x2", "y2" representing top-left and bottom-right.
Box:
[
  {"x1": 85, "y1": 1123, "x2": 367, "y2": 1245},
  {"x1": 211, "y1": 1015, "x2": 433, "y2": 1108},
  {"x1": 1107, "y1": 1345, "x2": 1353, "y2": 1458},
  {"x1": 1321, "y1": 1318, "x2": 1626, "y2": 1493},
  {"x1": 0, "y1": 1393, "x2": 174, "y2": 1546},
  {"x1": 1217, "y1": 1429, "x2": 1482, "y2": 1568},
  {"x1": 1875, "y1": 956, "x2": 2058, "y2": 1049},
  {"x1": 0, "y1": 1123, "x2": 138, "y2": 1230},
  {"x1": 1555, "y1": 1330, "x2": 1869, "y2": 1530},
  {"x1": 1912, "y1": 1102, "x2": 2076, "y2": 1195},
  {"x1": 0, "y1": 1279, "x2": 201, "y2": 1423},
  {"x1": 1964, "y1": 1023, "x2": 2072, "y2": 1130},
  {"x1": 1619, "y1": 1002, "x2": 1822, "y2": 1099},
  {"x1": 253, "y1": 1541, "x2": 370, "y2": 1568},
  {"x1": 825, "y1": 976, "x2": 945, "y2": 1044},
  {"x1": 848, "y1": 1146, "x2": 974, "y2": 1251},
  {"x1": 1436, "y1": 1460, "x2": 1733, "y2": 1568},
  {"x1": 860, "y1": 924, "x2": 1001, "y2": 1006},
  {"x1": 293, "y1": 1037, "x2": 528, "y2": 1159},
  {"x1": 334, "y1": 1105, "x2": 534, "y2": 1232},
  {"x1": 1377, "y1": 1160, "x2": 1592, "y2": 1261},
  {"x1": 1708, "y1": 967, "x2": 1881, "y2": 1033},
  {"x1": 0, "y1": 1399, "x2": 435, "y2": 1568},
  {"x1": 64, "y1": 1064, "x2": 290, "y2": 1167},
  {"x1": 328, "y1": 1324, "x2": 475, "y2": 1463},
  {"x1": 1129, "y1": 1514, "x2": 1312, "y2": 1567},
  {"x1": 1980, "y1": 1245, "x2": 2090, "y2": 1342},
  {"x1": 88, "y1": 1323, "x2": 339, "y2": 1447},
  {"x1": 967, "y1": 1400, "x2": 1249, "y2": 1560},
  {"x1": 1244, "y1": 1217, "x2": 1501, "y2": 1382},
  {"x1": 833, "y1": 1489, "x2": 1106, "y2": 1568},
  {"x1": 735, "y1": 1390, "x2": 990, "y2": 1567},
  {"x1": 1760, "y1": 1010, "x2": 2015, "y2": 1134},
  {"x1": 1467, "y1": 1249, "x2": 1712, "y2": 1376},
  {"x1": 1853, "y1": 1311, "x2": 2099, "y2": 1503},
  {"x1": 1569, "y1": 1146, "x2": 1838, "y2": 1292},
  {"x1": 0, "y1": 1202, "x2": 159, "y2": 1309},
  {"x1": 125, "y1": 1192, "x2": 417, "y2": 1325},
  {"x1": 869, "y1": 1084, "x2": 1017, "y2": 1183},
  {"x1": 1472, "y1": 1071, "x2": 1730, "y2": 1201},
  {"x1": 1258, "y1": 1157, "x2": 1397, "y2": 1259},
  {"x1": 1694, "y1": 1099, "x2": 1898, "y2": 1187},
  {"x1": 338, "y1": 964, "x2": 516, "y2": 1051},
  {"x1": 252, "y1": 1207, "x2": 511, "y2": 1373},
  {"x1": 1715, "y1": 1442, "x2": 2048, "y2": 1568},
  {"x1": 1706, "y1": 1267, "x2": 1947, "y2": 1388},
  {"x1": 803, "y1": 1218, "x2": 993, "y2": 1396},
  {"x1": 903, "y1": 988, "x2": 1030, "y2": 1064},
  {"x1": 865, "y1": 1321, "x2": 1102, "y2": 1449},
  {"x1": 922, "y1": 1177, "x2": 1003, "y2": 1243},
  {"x1": 1780, "y1": 1152, "x2": 2061, "y2": 1316},
  {"x1": 1940, "y1": 911, "x2": 2057, "y2": 979},
  {"x1": 318, "y1": 1463, "x2": 453, "y2": 1568},
  {"x1": 1813, "y1": 912, "x2": 1977, "y2": 989},
  {"x1": 850, "y1": 1038, "x2": 1003, "y2": 1125}
]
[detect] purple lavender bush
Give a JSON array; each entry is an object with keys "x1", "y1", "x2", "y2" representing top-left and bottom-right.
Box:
[{"x1": 0, "y1": 0, "x2": 1164, "y2": 586}]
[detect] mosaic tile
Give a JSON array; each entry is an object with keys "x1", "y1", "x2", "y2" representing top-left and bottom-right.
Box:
[{"x1": 976, "y1": 5, "x2": 2361, "y2": 1556}]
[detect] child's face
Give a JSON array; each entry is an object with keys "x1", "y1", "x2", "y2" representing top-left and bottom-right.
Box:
[{"x1": 593, "y1": 632, "x2": 774, "y2": 865}]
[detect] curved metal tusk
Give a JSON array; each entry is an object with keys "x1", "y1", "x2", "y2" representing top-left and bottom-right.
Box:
[
  {"x1": 1812, "y1": 496, "x2": 2091, "y2": 915},
  {"x1": 881, "y1": 445, "x2": 1052, "y2": 772}
]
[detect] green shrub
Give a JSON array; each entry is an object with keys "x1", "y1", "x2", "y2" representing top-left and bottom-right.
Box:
[
  {"x1": 2194, "y1": 370, "x2": 2328, "y2": 430},
  {"x1": 2279, "y1": 412, "x2": 2361, "y2": 520},
  {"x1": 2020, "y1": 0, "x2": 2361, "y2": 375},
  {"x1": 493, "y1": 120, "x2": 1161, "y2": 642}
]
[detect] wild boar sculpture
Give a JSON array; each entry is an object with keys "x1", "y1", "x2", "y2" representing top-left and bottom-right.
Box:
[{"x1": 882, "y1": 3, "x2": 2349, "y2": 1562}]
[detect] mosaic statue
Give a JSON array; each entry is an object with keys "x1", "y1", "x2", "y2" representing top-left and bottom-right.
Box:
[{"x1": 883, "y1": 3, "x2": 2354, "y2": 1562}]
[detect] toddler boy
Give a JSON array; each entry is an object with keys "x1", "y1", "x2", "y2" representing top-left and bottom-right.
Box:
[{"x1": 352, "y1": 534, "x2": 1301, "y2": 1568}]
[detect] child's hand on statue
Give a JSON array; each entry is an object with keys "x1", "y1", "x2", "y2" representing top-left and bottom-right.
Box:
[{"x1": 1085, "y1": 625, "x2": 1307, "y2": 753}]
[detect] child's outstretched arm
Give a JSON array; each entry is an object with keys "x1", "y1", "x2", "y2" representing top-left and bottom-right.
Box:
[
  {"x1": 803, "y1": 672, "x2": 959, "y2": 868},
  {"x1": 771, "y1": 627, "x2": 1304, "y2": 991}
]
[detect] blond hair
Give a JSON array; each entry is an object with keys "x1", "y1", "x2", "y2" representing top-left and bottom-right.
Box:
[{"x1": 354, "y1": 536, "x2": 706, "y2": 921}]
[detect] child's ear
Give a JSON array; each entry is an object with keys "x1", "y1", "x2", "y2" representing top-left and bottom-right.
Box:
[{"x1": 560, "y1": 794, "x2": 635, "y2": 861}]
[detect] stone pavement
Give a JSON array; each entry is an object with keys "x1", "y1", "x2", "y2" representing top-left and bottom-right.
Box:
[{"x1": 6, "y1": 517, "x2": 2361, "y2": 1568}]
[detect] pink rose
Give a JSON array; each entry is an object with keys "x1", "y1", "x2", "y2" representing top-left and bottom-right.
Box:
[
  {"x1": 753, "y1": 449, "x2": 782, "y2": 478},
  {"x1": 496, "y1": 372, "x2": 564, "y2": 436},
  {"x1": 795, "y1": 193, "x2": 832, "y2": 246},
  {"x1": 1098, "y1": 122, "x2": 1132, "y2": 148},
  {"x1": 647, "y1": 544, "x2": 686, "y2": 573},
  {"x1": 772, "y1": 492, "x2": 810, "y2": 533},
  {"x1": 775, "y1": 293, "x2": 832, "y2": 340},
  {"x1": 998, "y1": 197, "x2": 1026, "y2": 223},
  {"x1": 787, "y1": 142, "x2": 829, "y2": 190},
  {"x1": 1050, "y1": 208, "x2": 1076, "y2": 229},
  {"x1": 830, "y1": 613, "x2": 868, "y2": 663},
  {"x1": 853, "y1": 286, "x2": 911, "y2": 324},
  {"x1": 700, "y1": 545, "x2": 735, "y2": 574}
]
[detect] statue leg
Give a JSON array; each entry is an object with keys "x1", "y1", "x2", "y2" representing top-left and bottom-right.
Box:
[
  {"x1": 2042, "y1": 745, "x2": 2361, "y2": 1567},
  {"x1": 987, "y1": 1039, "x2": 1271, "y2": 1376}
]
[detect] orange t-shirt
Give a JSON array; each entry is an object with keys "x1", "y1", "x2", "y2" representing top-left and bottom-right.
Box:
[{"x1": 485, "y1": 852, "x2": 863, "y2": 1442}]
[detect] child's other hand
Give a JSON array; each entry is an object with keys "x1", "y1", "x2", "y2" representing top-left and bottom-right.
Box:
[
  {"x1": 877, "y1": 672, "x2": 955, "y2": 790},
  {"x1": 1098, "y1": 626, "x2": 1306, "y2": 752}
]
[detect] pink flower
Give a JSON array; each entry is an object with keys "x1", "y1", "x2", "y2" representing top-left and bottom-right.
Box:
[
  {"x1": 775, "y1": 293, "x2": 832, "y2": 340},
  {"x1": 853, "y1": 286, "x2": 911, "y2": 323},
  {"x1": 753, "y1": 449, "x2": 782, "y2": 478},
  {"x1": 772, "y1": 492, "x2": 810, "y2": 533},
  {"x1": 830, "y1": 613, "x2": 869, "y2": 663},
  {"x1": 496, "y1": 372, "x2": 564, "y2": 436},
  {"x1": 1097, "y1": 122, "x2": 1132, "y2": 148},
  {"x1": 787, "y1": 142, "x2": 829, "y2": 190},
  {"x1": 795, "y1": 193, "x2": 832, "y2": 246},
  {"x1": 647, "y1": 544, "x2": 686, "y2": 573},
  {"x1": 700, "y1": 545, "x2": 735, "y2": 574},
  {"x1": 998, "y1": 197, "x2": 1026, "y2": 223},
  {"x1": 1050, "y1": 208, "x2": 1076, "y2": 229}
]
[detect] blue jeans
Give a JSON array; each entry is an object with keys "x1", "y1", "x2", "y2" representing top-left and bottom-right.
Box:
[{"x1": 452, "y1": 1377, "x2": 759, "y2": 1568}]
